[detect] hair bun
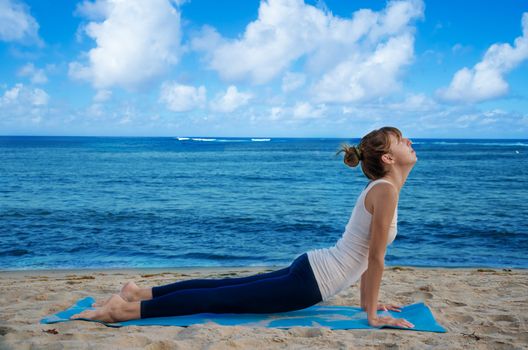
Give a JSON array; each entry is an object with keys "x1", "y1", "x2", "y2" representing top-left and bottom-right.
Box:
[
  {"x1": 336, "y1": 143, "x2": 361, "y2": 168},
  {"x1": 352, "y1": 146, "x2": 362, "y2": 161}
]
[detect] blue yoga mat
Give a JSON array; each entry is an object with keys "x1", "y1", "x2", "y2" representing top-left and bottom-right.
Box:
[{"x1": 40, "y1": 297, "x2": 446, "y2": 332}]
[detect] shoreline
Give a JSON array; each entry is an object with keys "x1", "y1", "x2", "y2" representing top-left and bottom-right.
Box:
[
  {"x1": 1, "y1": 265, "x2": 526, "y2": 349},
  {"x1": 0, "y1": 264, "x2": 525, "y2": 276}
]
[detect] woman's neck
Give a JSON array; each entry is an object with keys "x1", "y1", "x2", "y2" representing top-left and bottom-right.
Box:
[{"x1": 382, "y1": 166, "x2": 412, "y2": 192}]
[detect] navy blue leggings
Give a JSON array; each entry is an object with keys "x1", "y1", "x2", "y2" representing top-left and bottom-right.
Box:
[{"x1": 140, "y1": 253, "x2": 323, "y2": 319}]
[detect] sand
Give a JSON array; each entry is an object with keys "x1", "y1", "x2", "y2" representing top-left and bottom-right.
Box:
[{"x1": 0, "y1": 266, "x2": 526, "y2": 350}]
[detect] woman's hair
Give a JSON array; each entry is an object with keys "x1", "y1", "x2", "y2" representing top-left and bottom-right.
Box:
[{"x1": 336, "y1": 126, "x2": 402, "y2": 180}]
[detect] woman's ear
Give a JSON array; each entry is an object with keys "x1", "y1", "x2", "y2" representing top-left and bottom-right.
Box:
[{"x1": 381, "y1": 153, "x2": 394, "y2": 164}]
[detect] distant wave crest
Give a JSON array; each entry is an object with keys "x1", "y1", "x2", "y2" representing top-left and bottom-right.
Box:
[{"x1": 175, "y1": 137, "x2": 271, "y2": 143}]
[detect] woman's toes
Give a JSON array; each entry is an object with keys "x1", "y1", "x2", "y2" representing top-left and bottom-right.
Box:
[
  {"x1": 71, "y1": 310, "x2": 96, "y2": 320},
  {"x1": 71, "y1": 294, "x2": 137, "y2": 323},
  {"x1": 71, "y1": 305, "x2": 115, "y2": 322},
  {"x1": 92, "y1": 295, "x2": 113, "y2": 307},
  {"x1": 110, "y1": 293, "x2": 125, "y2": 301},
  {"x1": 92, "y1": 300, "x2": 105, "y2": 307}
]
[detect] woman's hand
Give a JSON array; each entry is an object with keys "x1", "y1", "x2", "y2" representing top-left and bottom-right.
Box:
[
  {"x1": 377, "y1": 303, "x2": 402, "y2": 312},
  {"x1": 368, "y1": 315, "x2": 415, "y2": 328},
  {"x1": 361, "y1": 303, "x2": 402, "y2": 312}
]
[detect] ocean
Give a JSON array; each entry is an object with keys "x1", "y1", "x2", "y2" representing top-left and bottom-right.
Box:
[{"x1": 1, "y1": 136, "x2": 527, "y2": 270}]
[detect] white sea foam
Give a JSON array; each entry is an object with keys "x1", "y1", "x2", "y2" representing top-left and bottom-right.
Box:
[
  {"x1": 217, "y1": 139, "x2": 248, "y2": 142},
  {"x1": 176, "y1": 137, "x2": 271, "y2": 142},
  {"x1": 251, "y1": 138, "x2": 271, "y2": 142},
  {"x1": 192, "y1": 138, "x2": 216, "y2": 142}
]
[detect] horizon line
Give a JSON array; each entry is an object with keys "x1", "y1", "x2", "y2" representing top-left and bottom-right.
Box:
[{"x1": 1, "y1": 135, "x2": 527, "y2": 140}]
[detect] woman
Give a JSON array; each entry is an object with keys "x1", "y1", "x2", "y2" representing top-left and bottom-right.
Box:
[{"x1": 71, "y1": 126, "x2": 416, "y2": 329}]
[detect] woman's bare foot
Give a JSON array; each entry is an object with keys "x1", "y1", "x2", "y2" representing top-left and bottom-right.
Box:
[
  {"x1": 92, "y1": 281, "x2": 141, "y2": 307},
  {"x1": 71, "y1": 294, "x2": 141, "y2": 323}
]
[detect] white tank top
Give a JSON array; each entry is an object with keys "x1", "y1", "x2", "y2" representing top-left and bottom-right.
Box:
[{"x1": 307, "y1": 179, "x2": 398, "y2": 301}]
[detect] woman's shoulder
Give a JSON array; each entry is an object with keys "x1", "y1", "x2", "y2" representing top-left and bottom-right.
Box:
[
  {"x1": 363, "y1": 180, "x2": 398, "y2": 215},
  {"x1": 363, "y1": 179, "x2": 397, "y2": 197},
  {"x1": 369, "y1": 181, "x2": 397, "y2": 197}
]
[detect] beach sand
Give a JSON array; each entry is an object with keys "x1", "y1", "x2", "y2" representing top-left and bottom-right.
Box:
[{"x1": 0, "y1": 266, "x2": 526, "y2": 349}]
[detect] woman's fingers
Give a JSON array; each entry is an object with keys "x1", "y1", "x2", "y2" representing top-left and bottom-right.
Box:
[
  {"x1": 378, "y1": 303, "x2": 402, "y2": 312},
  {"x1": 370, "y1": 316, "x2": 414, "y2": 329},
  {"x1": 395, "y1": 318, "x2": 414, "y2": 328},
  {"x1": 387, "y1": 304, "x2": 402, "y2": 312}
]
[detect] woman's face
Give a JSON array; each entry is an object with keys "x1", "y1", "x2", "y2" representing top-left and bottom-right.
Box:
[{"x1": 389, "y1": 134, "x2": 417, "y2": 166}]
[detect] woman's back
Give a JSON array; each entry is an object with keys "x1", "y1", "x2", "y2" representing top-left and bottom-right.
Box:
[{"x1": 307, "y1": 179, "x2": 397, "y2": 301}]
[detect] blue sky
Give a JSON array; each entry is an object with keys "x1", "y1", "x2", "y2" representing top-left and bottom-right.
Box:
[{"x1": 0, "y1": 0, "x2": 527, "y2": 138}]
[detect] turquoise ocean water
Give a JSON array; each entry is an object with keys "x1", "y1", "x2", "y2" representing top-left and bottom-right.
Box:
[{"x1": 1, "y1": 136, "x2": 527, "y2": 270}]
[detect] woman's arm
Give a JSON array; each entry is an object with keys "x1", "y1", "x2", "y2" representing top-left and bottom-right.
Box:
[
  {"x1": 360, "y1": 270, "x2": 368, "y2": 309},
  {"x1": 363, "y1": 183, "x2": 398, "y2": 323}
]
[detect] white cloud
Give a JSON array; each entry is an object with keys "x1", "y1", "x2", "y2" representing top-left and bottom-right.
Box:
[
  {"x1": 398, "y1": 104, "x2": 528, "y2": 136},
  {"x1": 313, "y1": 33, "x2": 415, "y2": 102},
  {"x1": 451, "y1": 43, "x2": 462, "y2": 53},
  {"x1": 86, "y1": 102, "x2": 104, "y2": 118},
  {"x1": 269, "y1": 98, "x2": 528, "y2": 137},
  {"x1": 281, "y1": 72, "x2": 306, "y2": 92},
  {"x1": 18, "y1": 63, "x2": 48, "y2": 84},
  {"x1": 0, "y1": 0, "x2": 42, "y2": 45},
  {"x1": 75, "y1": 0, "x2": 109, "y2": 20},
  {"x1": 483, "y1": 109, "x2": 507, "y2": 117},
  {"x1": 477, "y1": 109, "x2": 504, "y2": 126},
  {"x1": 0, "y1": 83, "x2": 49, "y2": 106},
  {"x1": 117, "y1": 103, "x2": 134, "y2": 124},
  {"x1": 69, "y1": 0, "x2": 182, "y2": 90},
  {"x1": 269, "y1": 106, "x2": 284, "y2": 121},
  {"x1": 159, "y1": 82, "x2": 206, "y2": 112},
  {"x1": 265, "y1": 102, "x2": 328, "y2": 121},
  {"x1": 311, "y1": 0, "x2": 423, "y2": 102},
  {"x1": 210, "y1": 85, "x2": 252, "y2": 113},
  {"x1": 292, "y1": 101, "x2": 326, "y2": 119},
  {"x1": 387, "y1": 93, "x2": 438, "y2": 112},
  {"x1": 479, "y1": 117, "x2": 497, "y2": 125},
  {"x1": 193, "y1": 0, "x2": 423, "y2": 103},
  {"x1": 192, "y1": 0, "x2": 328, "y2": 84},
  {"x1": 0, "y1": 83, "x2": 49, "y2": 125},
  {"x1": 31, "y1": 88, "x2": 48, "y2": 106},
  {"x1": 451, "y1": 43, "x2": 472, "y2": 55},
  {"x1": 438, "y1": 12, "x2": 528, "y2": 103},
  {"x1": 455, "y1": 113, "x2": 478, "y2": 124},
  {"x1": 93, "y1": 89, "x2": 112, "y2": 102}
]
